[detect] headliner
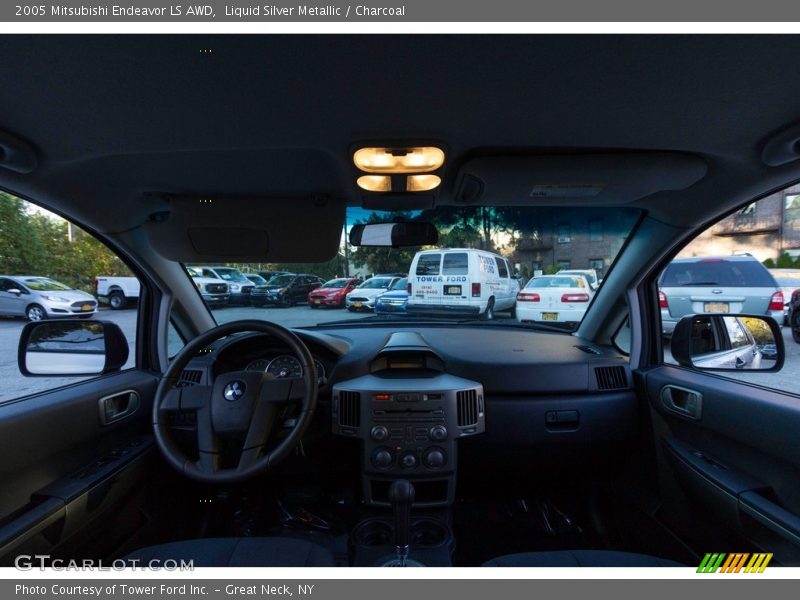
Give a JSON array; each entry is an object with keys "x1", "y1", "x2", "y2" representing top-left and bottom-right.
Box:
[{"x1": 2, "y1": 35, "x2": 800, "y2": 235}]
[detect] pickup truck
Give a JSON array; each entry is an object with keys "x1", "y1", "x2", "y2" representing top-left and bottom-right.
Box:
[
  {"x1": 186, "y1": 267, "x2": 231, "y2": 306},
  {"x1": 93, "y1": 276, "x2": 140, "y2": 309}
]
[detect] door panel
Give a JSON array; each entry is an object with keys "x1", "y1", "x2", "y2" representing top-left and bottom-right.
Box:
[
  {"x1": 639, "y1": 365, "x2": 800, "y2": 565},
  {"x1": 0, "y1": 369, "x2": 158, "y2": 564}
]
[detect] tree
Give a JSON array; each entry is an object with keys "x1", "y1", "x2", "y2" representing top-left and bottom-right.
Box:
[{"x1": 0, "y1": 192, "x2": 46, "y2": 274}]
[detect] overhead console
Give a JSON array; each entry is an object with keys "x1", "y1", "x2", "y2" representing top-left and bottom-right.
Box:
[{"x1": 332, "y1": 332, "x2": 485, "y2": 507}]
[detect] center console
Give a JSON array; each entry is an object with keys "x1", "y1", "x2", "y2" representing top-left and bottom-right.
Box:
[
  {"x1": 332, "y1": 370, "x2": 485, "y2": 506},
  {"x1": 331, "y1": 332, "x2": 485, "y2": 565}
]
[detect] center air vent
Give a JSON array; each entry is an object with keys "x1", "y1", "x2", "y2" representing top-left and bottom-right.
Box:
[
  {"x1": 457, "y1": 389, "x2": 479, "y2": 427},
  {"x1": 177, "y1": 369, "x2": 203, "y2": 387},
  {"x1": 594, "y1": 366, "x2": 628, "y2": 391},
  {"x1": 338, "y1": 391, "x2": 361, "y2": 428}
]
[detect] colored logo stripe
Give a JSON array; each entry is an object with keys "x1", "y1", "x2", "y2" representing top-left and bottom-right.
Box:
[{"x1": 697, "y1": 553, "x2": 773, "y2": 573}]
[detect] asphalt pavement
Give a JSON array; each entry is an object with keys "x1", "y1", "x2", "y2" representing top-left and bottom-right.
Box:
[{"x1": 1, "y1": 305, "x2": 799, "y2": 403}]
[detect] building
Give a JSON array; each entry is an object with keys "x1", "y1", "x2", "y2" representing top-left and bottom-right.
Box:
[
  {"x1": 509, "y1": 207, "x2": 635, "y2": 278},
  {"x1": 679, "y1": 184, "x2": 800, "y2": 261}
]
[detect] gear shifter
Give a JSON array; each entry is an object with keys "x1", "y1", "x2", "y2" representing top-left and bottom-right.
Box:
[{"x1": 389, "y1": 479, "x2": 415, "y2": 566}]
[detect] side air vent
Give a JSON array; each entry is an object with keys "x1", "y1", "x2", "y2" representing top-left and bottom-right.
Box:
[
  {"x1": 595, "y1": 366, "x2": 628, "y2": 391},
  {"x1": 574, "y1": 345, "x2": 601, "y2": 355},
  {"x1": 177, "y1": 369, "x2": 203, "y2": 387},
  {"x1": 457, "y1": 389, "x2": 479, "y2": 427},
  {"x1": 338, "y1": 391, "x2": 361, "y2": 428}
]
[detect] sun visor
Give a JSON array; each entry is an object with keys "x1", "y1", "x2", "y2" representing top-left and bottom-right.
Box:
[
  {"x1": 145, "y1": 195, "x2": 345, "y2": 262},
  {"x1": 452, "y1": 153, "x2": 707, "y2": 205}
]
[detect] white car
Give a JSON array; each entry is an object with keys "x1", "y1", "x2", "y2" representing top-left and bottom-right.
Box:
[
  {"x1": 516, "y1": 274, "x2": 594, "y2": 325},
  {"x1": 345, "y1": 275, "x2": 404, "y2": 311},
  {"x1": 406, "y1": 248, "x2": 517, "y2": 319}
]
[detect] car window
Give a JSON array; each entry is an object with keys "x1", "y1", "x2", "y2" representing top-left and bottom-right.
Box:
[
  {"x1": 416, "y1": 254, "x2": 441, "y2": 276},
  {"x1": 659, "y1": 183, "x2": 800, "y2": 396},
  {"x1": 0, "y1": 192, "x2": 139, "y2": 404},
  {"x1": 442, "y1": 253, "x2": 468, "y2": 275},
  {"x1": 724, "y1": 317, "x2": 751, "y2": 349},
  {"x1": 495, "y1": 257, "x2": 509, "y2": 278},
  {"x1": 661, "y1": 259, "x2": 776, "y2": 287}
]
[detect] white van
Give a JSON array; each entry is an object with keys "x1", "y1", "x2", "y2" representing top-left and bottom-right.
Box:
[{"x1": 407, "y1": 249, "x2": 517, "y2": 319}]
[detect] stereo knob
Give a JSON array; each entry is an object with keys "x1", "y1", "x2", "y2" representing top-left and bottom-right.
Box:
[
  {"x1": 423, "y1": 447, "x2": 447, "y2": 468},
  {"x1": 371, "y1": 448, "x2": 393, "y2": 469},
  {"x1": 400, "y1": 452, "x2": 418, "y2": 469},
  {"x1": 370, "y1": 425, "x2": 389, "y2": 442},
  {"x1": 429, "y1": 425, "x2": 448, "y2": 441}
]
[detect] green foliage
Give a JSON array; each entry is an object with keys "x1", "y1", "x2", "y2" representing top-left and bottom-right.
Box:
[
  {"x1": 762, "y1": 257, "x2": 776, "y2": 268},
  {"x1": 776, "y1": 251, "x2": 798, "y2": 268},
  {"x1": 0, "y1": 192, "x2": 131, "y2": 293}
]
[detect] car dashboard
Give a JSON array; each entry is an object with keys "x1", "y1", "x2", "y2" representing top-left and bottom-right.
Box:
[{"x1": 175, "y1": 324, "x2": 637, "y2": 505}]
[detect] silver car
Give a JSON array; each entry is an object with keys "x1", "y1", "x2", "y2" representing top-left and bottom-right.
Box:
[
  {"x1": 659, "y1": 255, "x2": 783, "y2": 335},
  {"x1": 686, "y1": 315, "x2": 763, "y2": 370},
  {"x1": 0, "y1": 275, "x2": 98, "y2": 321}
]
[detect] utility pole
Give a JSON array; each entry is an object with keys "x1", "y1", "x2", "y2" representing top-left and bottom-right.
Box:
[
  {"x1": 67, "y1": 222, "x2": 76, "y2": 242},
  {"x1": 342, "y1": 220, "x2": 350, "y2": 277}
]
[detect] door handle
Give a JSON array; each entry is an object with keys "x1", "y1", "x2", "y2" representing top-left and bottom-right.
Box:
[
  {"x1": 660, "y1": 385, "x2": 702, "y2": 420},
  {"x1": 98, "y1": 390, "x2": 140, "y2": 425}
]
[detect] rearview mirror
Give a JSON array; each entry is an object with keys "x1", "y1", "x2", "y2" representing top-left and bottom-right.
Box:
[
  {"x1": 349, "y1": 221, "x2": 438, "y2": 247},
  {"x1": 18, "y1": 320, "x2": 129, "y2": 377},
  {"x1": 670, "y1": 314, "x2": 784, "y2": 372}
]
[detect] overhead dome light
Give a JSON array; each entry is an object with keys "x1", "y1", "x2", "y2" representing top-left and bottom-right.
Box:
[
  {"x1": 353, "y1": 147, "x2": 445, "y2": 174},
  {"x1": 406, "y1": 174, "x2": 441, "y2": 192},
  {"x1": 357, "y1": 175, "x2": 392, "y2": 192}
]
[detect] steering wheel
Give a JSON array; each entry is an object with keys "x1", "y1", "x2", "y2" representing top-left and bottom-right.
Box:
[{"x1": 153, "y1": 320, "x2": 318, "y2": 484}]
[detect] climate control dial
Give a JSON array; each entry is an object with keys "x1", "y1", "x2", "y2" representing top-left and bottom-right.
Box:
[
  {"x1": 371, "y1": 447, "x2": 393, "y2": 469},
  {"x1": 423, "y1": 447, "x2": 447, "y2": 468}
]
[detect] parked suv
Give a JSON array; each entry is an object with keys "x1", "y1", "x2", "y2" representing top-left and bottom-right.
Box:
[
  {"x1": 251, "y1": 273, "x2": 325, "y2": 307},
  {"x1": 0, "y1": 275, "x2": 97, "y2": 321},
  {"x1": 192, "y1": 266, "x2": 254, "y2": 305},
  {"x1": 659, "y1": 255, "x2": 783, "y2": 335}
]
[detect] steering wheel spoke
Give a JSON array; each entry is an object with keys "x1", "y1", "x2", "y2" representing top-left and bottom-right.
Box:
[
  {"x1": 159, "y1": 384, "x2": 212, "y2": 411},
  {"x1": 238, "y1": 403, "x2": 280, "y2": 471}
]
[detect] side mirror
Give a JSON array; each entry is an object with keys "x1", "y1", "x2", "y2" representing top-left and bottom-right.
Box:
[
  {"x1": 349, "y1": 221, "x2": 438, "y2": 247},
  {"x1": 18, "y1": 319, "x2": 129, "y2": 377},
  {"x1": 7, "y1": 288, "x2": 22, "y2": 296},
  {"x1": 670, "y1": 314, "x2": 784, "y2": 372}
]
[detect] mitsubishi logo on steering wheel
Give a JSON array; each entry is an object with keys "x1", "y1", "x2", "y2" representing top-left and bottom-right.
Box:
[{"x1": 223, "y1": 380, "x2": 246, "y2": 402}]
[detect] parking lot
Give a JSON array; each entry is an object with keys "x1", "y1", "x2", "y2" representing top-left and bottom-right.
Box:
[{"x1": 1, "y1": 305, "x2": 798, "y2": 402}]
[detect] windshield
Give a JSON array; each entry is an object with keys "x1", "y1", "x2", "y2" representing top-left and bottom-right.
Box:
[
  {"x1": 211, "y1": 268, "x2": 248, "y2": 282},
  {"x1": 390, "y1": 278, "x2": 408, "y2": 291},
  {"x1": 526, "y1": 276, "x2": 585, "y2": 289},
  {"x1": 265, "y1": 274, "x2": 295, "y2": 286},
  {"x1": 182, "y1": 206, "x2": 640, "y2": 332},
  {"x1": 321, "y1": 278, "x2": 351, "y2": 288},
  {"x1": 21, "y1": 277, "x2": 72, "y2": 291},
  {"x1": 359, "y1": 277, "x2": 394, "y2": 289}
]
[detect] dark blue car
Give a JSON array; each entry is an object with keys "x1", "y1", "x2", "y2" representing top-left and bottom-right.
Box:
[{"x1": 375, "y1": 277, "x2": 408, "y2": 314}]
